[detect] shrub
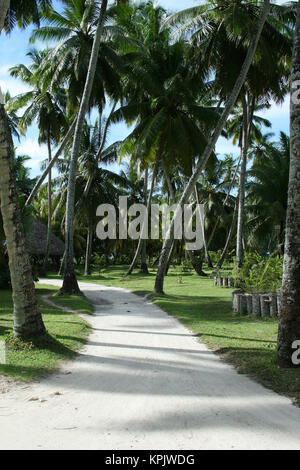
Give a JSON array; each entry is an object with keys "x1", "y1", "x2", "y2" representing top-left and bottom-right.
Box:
[{"x1": 232, "y1": 252, "x2": 283, "y2": 293}]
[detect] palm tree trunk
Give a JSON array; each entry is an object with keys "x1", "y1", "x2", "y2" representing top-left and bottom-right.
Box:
[
  {"x1": 123, "y1": 161, "x2": 158, "y2": 278},
  {"x1": 187, "y1": 250, "x2": 206, "y2": 276},
  {"x1": 140, "y1": 167, "x2": 149, "y2": 274},
  {"x1": 277, "y1": 0, "x2": 300, "y2": 367},
  {"x1": 154, "y1": 0, "x2": 270, "y2": 294},
  {"x1": 163, "y1": 167, "x2": 177, "y2": 275},
  {"x1": 84, "y1": 215, "x2": 93, "y2": 276},
  {"x1": 83, "y1": 101, "x2": 118, "y2": 199},
  {"x1": 42, "y1": 135, "x2": 52, "y2": 275},
  {"x1": 165, "y1": 240, "x2": 176, "y2": 275},
  {"x1": 0, "y1": 95, "x2": 45, "y2": 337},
  {"x1": 25, "y1": 120, "x2": 76, "y2": 207},
  {"x1": 0, "y1": 0, "x2": 10, "y2": 31},
  {"x1": 164, "y1": 168, "x2": 207, "y2": 276},
  {"x1": 195, "y1": 185, "x2": 212, "y2": 267},
  {"x1": 60, "y1": 0, "x2": 108, "y2": 295},
  {"x1": 206, "y1": 154, "x2": 242, "y2": 251},
  {"x1": 216, "y1": 196, "x2": 239, "y2": 270},
  {"x1": 236, "y1": 93, "x2": 249, "y2": 268}
]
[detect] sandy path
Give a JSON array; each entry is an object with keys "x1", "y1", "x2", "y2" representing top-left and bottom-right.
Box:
[{"x1": 1, "y1": 279, "x2": 300, "y2": 450}]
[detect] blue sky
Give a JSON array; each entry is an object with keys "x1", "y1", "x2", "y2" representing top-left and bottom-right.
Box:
[{"x1": 0, "y1": 0, "x2": 290, "y2": 176}]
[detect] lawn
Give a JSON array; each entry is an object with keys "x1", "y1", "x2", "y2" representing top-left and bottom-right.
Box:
[
  {"x1": 0, "y1": 284, "x2": 91, "y2": 381},
  {"x1": 60, "y1": 265, "x2": 300, "y2": 405},
  {"x1": 51, "y1": 290, "x2": 94, "y2": 315}
]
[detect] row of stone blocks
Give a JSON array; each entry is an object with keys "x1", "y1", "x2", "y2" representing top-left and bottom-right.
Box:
[{"x1": 232, "y1": 290, "x2": 281, "y2": 317}]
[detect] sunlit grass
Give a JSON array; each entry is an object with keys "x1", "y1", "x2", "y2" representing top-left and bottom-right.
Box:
[{"x1": 0, "y1": 284, "x2": 91, "y2": 381}]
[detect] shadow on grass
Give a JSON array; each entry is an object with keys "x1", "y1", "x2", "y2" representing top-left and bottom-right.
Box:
[
  {"x1": 0, "y1": 363, "x2": 53, "y2": 378},
  {"x1": 197, "y1": 332, "x2": 277, "y2": 344},
  {"x1": 7, "y1": 332, "x2": 76, "y2": 357}
]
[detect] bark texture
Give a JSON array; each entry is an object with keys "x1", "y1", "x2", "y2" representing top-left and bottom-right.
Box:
[
  {"x1": 84, "y1": 216, "x2": 93, "y2": 276},
  {"x1": 42, "y1": 136, "x2": 52, "y2": 275},
  {"x1": 140, "y1": 167, "x2": 149, "y2": 274},
  {"x1": 0, "y1": 101, "x2": 45, "y2": 337},
  {"x1": 277, "y1": 0, "x2": 300, "y2": 367},
  {"x1": 0, "y1": 0, "x2": 10, "y2": 32}
]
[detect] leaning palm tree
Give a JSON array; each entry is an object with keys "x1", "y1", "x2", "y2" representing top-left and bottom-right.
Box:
[
  {"x1": 277, "y1": 0, "x2": 300, "y2": 367},
  {"x1": 154, "y1": 0, "x2": 271, "y2": 294},
  {"x1": 24, "y1": 0, "x2": 125, "y2": 206},
  {"x1": 60, "y1": 0, "x2": 109, "y2": 294},
  {"x1": 25, "y1": 0, "x2": 116, "y2": 292},
  {"x1": 164, "y1": 0, "x2": 293, "y2": 270},
  {"x1": 8, "y1": 48, "x2": 67, "y2": 274},
  {"x1": 0, "y1": 0, "x2": 52, "y2": 337},
  {"x1": 112, "y1": 36, "x2": 220, "y2": 277}
]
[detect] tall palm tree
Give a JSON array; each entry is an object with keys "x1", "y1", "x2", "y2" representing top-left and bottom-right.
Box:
[
  {"x1": 25, "y1": 0, "x2": 124, "y2": 207},
  {"x1": 246, "y1": 132, "x2": 290, "y2": 251},
  {"x1": 112, "y1": 37, "x2": 220, "y2": 276},
  {"x1": 226, "y1": 99, "x2": 273, "y2": 265},
  {"x1": 154, "y1": 0, "x2": 271, "y2": 294},
  {"x1": 75, "y1": 120, "x2": 127, "y2": 275},
  {"x1": 8, "y1": 49, "x2": 67, "y2": 274},
  {"x1": 0, "y1": 0, "x2": 52, "y2": 337},
  {"x1": 53, "y1": 0, "x2": 110, "y2": 294},
  {"x1": 30, "y1": 0, "x2": 122, "y2": 114},
  {"x1": 164, "y1": 0, "x2": 293, "y2": 270},
  {"x1": 277, "y1": 0, "x2": 300, "y2": 367}
]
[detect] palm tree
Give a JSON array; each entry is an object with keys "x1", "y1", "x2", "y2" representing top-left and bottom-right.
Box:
[
  {"x1": 4, "y1": 91, "x2": 21, "y2": 140},
  {"x1": 164, "y1": 0, "x2": 293, "y2": 270},
  {"x1": 246, "y1": 132, "x2": 290, "y2": 252},
  {"x1": 30, "y1": 0, "x2": 122, "y2": 114},
  {"x1": 112, "y1": 37, "x2": 220, "y2": 276},
  {"x1": 0, "y1": 0, "x2": 52, "y2": 337},
  {"x1": 75, "y1": 120, "x2": 127, "y2": 275},
  {"x1": 2, "y1": 0, "x2": 51, "y2": 32},
  {"x1": 196, "y1": 156, "x2": 238, "y2": 267},
  {"x1": 154, "y1": 0, "x2": 271, "y2": 294},
  {"x1": 24, "y1": 0, "x2": 126, "y2": 205},
  {"x1": 277, "y1": 0, "x2": 300, "y2": 367},
  {"x1": 226, "y1": 99, "x2": 273, "y2": 265},
  {"x1": 8, "y1": 49, "x2": 67, "y2": 274},
  {"x1": 55, "y1": 0, "x2": 110, "y2": 294}
]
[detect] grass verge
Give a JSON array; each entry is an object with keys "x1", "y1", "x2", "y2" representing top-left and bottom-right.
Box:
[
  {"x1": 51, "y1": 290, "x2": 94, "y2": 315},
  {"x1": 0, "y1": 284, "x2": 91, "y2": 382},
  {"x1": 56, "y1": 265, "x2": 300, "y2": 406}
]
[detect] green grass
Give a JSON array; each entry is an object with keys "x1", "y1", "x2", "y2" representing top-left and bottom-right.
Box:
[
  {"x1": 0, "y1": 284, "x2": 91, "y2": 382},
  {"x1": 56, "y1": 264, "x2": 300, "y2": 406},
  {"x1": 51, "y1": 291, "x2": 94, "y2": 315}
]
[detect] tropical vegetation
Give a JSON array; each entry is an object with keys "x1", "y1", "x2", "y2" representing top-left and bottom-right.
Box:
[{"x1": 0, "y1": 0, "x2": 299, "y2": 373}]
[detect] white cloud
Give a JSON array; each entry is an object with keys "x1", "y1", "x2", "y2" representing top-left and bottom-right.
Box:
[
  {"x1": 15, "y1": 138, "x2": 48, "y2": 172},
  {"x1": 0, "y1": 64, "x2": 14, "y2": 75},
  {"x1": 216, "y1": 136, "x2": 239, "y2": 158},
  {"x1": 260, "y1": 97, "x2": 290, "y2": 120},
  {"x1": 0, "y1": 78, "x2": 30, "y2": 97},
  {"x1": 0, "y1": 63, "x2": 31, "y2": 97}
]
